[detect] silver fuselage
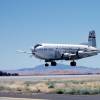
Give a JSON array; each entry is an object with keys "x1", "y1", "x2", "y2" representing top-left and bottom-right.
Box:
[{"x1": 32, "y1": 43, "x2": 99, "y2": 61}]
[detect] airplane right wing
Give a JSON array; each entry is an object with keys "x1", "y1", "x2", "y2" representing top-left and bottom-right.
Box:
[{"x1": 62, "y1": 50, "x2": 98, "y2": 60}]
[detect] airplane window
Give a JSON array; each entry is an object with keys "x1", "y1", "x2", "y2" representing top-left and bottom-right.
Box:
[{"x1": 34, "y1": 44, "x2": 42, "y2": 49}]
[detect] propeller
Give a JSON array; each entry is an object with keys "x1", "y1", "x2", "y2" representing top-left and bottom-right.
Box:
[{"x1": 16, "y1": 49, "x2": 34, "y2": 57}]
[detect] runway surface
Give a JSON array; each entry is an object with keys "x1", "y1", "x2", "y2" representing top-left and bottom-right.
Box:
[
  {"x1": 0, "y1": 92, "x2": 100, "y2": 100},
  {"x1": 0, "y1": 97, "x2": 44, "y2": 100},
  {"x1": 0, "y1": 75, "x2": 99, "y2": 82}
]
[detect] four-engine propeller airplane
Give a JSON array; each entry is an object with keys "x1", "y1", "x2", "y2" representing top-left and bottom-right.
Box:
[{"x1": 18, "y1": 30, "x2": 100, "y2": 67}]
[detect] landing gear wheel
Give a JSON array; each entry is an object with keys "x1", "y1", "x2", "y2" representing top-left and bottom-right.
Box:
[
  {"x1": 45, "y1": 63, "x2": 49, "y2": 67},
  {"x1": 70, "y1": 61, "x2": 76, "y2": 66},
  {"x1": 51, "y1": 61, "x2": 57, "y2": 66}
]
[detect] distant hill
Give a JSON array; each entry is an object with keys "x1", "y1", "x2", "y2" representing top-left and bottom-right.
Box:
[{"x1": 17, "y1": 64, "x2": 100, "y2": 75}]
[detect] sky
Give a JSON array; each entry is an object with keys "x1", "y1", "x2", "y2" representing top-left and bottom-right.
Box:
[{"x1": 0, "y1": 0, "x2": 100, "y2": 70}]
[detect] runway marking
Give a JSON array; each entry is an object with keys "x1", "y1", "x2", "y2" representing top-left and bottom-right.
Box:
[{"x1": 0, "y1": 97, "x2": 47, "y2": 100}]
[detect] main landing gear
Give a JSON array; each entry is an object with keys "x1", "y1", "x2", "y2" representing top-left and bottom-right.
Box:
[
  {"x1": 51, "y1": 61, "x2": 57, "y2": 66},
  {"x1": 45, "y1": 61, "x2": 57, "y2": 67},
  {"x1": 45, "y1": 60, "x2": 76, "y2": 67},
  {"x1": 45, "y1": 63, "x2": 49, "y2": 67},
  {"x1": 70, "y1": 61, "x2": 76, "y2": 66}
]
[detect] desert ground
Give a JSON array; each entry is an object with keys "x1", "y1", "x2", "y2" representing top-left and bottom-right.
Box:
[{"x1": 0, "y1": 75, "x2": 100, "y2": 95}]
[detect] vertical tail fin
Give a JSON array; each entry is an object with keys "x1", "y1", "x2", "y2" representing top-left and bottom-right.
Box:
[{"x1": 88, "y1": 30, "x2": 96, "y2": 47}]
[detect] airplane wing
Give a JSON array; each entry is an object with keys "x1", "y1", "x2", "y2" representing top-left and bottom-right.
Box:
[{"x1": 62, "y1": 50, "x2": 99, "y2": 60}]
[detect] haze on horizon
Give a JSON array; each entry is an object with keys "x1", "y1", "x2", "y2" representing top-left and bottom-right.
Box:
[{"x1": 0, "y1": 0, "x2": 100, "y2": 70}]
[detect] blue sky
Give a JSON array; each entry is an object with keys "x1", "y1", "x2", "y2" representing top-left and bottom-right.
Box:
[{"x1": 0, "y1": 0, "x2": 100, "y2": 70}]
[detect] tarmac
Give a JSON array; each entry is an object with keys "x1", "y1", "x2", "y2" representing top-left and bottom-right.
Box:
[
  {"x1": 0, "y1": 97, "x2": 45, "y2": 100},
  {"x1": 0, "y1": 92, "x2": 100, "y2": 100}
]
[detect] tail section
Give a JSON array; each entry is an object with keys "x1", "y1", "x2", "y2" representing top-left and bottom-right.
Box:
[{"x1": 88, "y1": 30, "x2": 96, "y2": 47}]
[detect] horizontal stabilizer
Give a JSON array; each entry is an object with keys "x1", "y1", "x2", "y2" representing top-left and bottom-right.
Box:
[{"x1": 80, "y1": 42, "x2": 88, "y2": 45}]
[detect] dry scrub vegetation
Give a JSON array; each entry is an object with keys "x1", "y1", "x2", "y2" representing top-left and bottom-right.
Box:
[{"x1": 1, "y1": 75, "x2": 100, "y2": 95}]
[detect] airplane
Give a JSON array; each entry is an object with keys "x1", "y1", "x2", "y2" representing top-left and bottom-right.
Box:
[{"x1": 18, "y1": 30, "x2": 100, "y2": 67}]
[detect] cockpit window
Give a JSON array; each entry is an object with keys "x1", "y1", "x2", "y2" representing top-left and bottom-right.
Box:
[{"x1": 34, "y1": 44, "x2": 42, "y2": 49}]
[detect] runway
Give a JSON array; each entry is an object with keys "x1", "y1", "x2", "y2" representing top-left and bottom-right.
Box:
[
  {"x1": 0, "y1": 92, "x2": 100, "y2": 100},
  {"x1": 0, "y1": 97, "x2": 44, "y2": 100},
  {"x1": 0, "y1": 75, "x2": 99, "y2": 82}
]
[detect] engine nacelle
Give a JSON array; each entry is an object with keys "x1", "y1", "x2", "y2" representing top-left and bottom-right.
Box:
[
  {"x1": 62, "y1": 53, "x2": 76, "y2": 58},
  {"x1": 78, "y1": 51, "x2": 84, "y2": 54}
]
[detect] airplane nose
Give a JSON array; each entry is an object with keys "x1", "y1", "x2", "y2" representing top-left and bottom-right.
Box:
[{"x1": 32, "y1": 44, "x2": 42, "y2": 55}]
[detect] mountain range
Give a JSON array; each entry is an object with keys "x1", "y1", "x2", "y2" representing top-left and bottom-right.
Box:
[{"x1": 15, "y1": 64, "x2": 100, "y2": 75}]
